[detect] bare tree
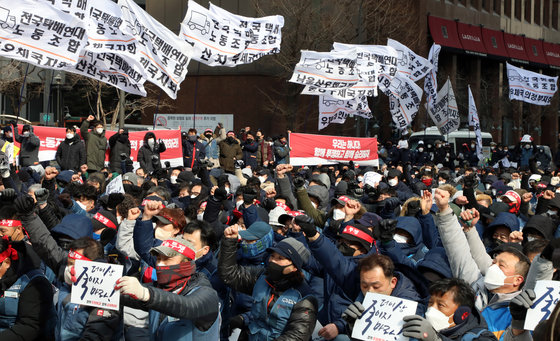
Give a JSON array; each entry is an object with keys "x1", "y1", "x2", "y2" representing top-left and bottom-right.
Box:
[{"x1": 0, "y1": 60, "x2": 45, "y2": 116}]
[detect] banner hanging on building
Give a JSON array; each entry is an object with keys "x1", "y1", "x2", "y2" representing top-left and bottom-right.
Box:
[
  {"x1": 429, "y1": 78, "x2": 459, "y2": 134},
  {"x1": 118, "y1": 0, "x2": 192, "y2": 99},
  {"x1": 289, "y1": 133, "x2": 378, "y2": 166},
  {"x1": 387, "y1": 38, "x2": 432, "y2": 82},
  {"x1": 468, "y1": 85, "x2": 483, "y2": 160},
  {"x1": 424, "y1": 43, "x2": 441, "y2": 113},
  {"x1": 0, "y1": 0, "x2": 88, "y2": 69},
  {"x1": 507, "y1": 62, "x2": 558, "y2": 106}
]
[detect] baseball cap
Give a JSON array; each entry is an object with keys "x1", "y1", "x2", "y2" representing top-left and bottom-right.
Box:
[
  {"x1": 150, "y1": 237, "x2": 195, "y2": 260},
  {"x1": 331, "y1": 195, "x2": 352, "y2": 207},
  {"x1": 266, "y1": 237, "x2": 310, "y2": 270},
  {"x1": 91, "y1": 210, "x2": 118, "y2": 231},
  {"x1": 122, "y1": 172, "x2": 139, "y2": 185},
  {"x1": 278, "y1": 210, "x2": 304, "y2": 225},
  {"x1": 238, "y1": 221, "x2": 272, "y2": 241}
]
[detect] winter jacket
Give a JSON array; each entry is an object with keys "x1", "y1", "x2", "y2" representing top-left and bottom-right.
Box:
[
  {"x1": 535, "y1": 148, "x2": 551, "y2": 169},
  {"x1": 14, "y1": 126, "x2": 40, "y2": 167},
  {"x1": 519, "y1": 147, "x2": 534, "y2": 168},
  {"x1": 295, "y1": 187, "x2": 327, "y2": 228},
  {"x1": 122, "y1": 273, "x2": 220, "y2": 341},
  {"x1": 218, "y1": 238, "x2": 318, "y2": 341},
  {"x1": 55, "y1": 135, "x2": 86, "y2": 171},
  {"x1": 199, "y1": 134, "x2": 219, "y2": 160},
  {"x1": 242, "y1": 140, "x2": 259, "y2": 169},
  {"x1": 413, "y1": 150, "x2": 431, "y2": 166},
  {"x1": 273, "y1": 140, "x2": 290, "y2": 165},
  {"x1": 182, "y1": 138, "x2": 206, "y2": 169},
  {"x1": 218, "y1": 138, "x2": 242, "y2": 173},
  {"x1": 393, "y1": 216, "x2": 429, "y2": 264},
  {"x1": 256, "y1": 139, "x2": 273, "y2": 166},
  {"x1": 108, "y1": 133, "x2": 131, "y2": 173},
  {"x1": 80, "y1": 120, "x2": 107, "y2": 172},
  {"x1": 436, "y1": 308, "x2": 496, "y2": 341},
  {"x1": 137, "y1": 133, "x2": 166, "y2": 174}
]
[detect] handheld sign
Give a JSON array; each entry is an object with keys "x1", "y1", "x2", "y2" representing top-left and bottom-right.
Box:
[
  {"x1": 352, "y1": 293, "x2": 417, "y2": 341},
  {"x1": 71, "y1": 260, "x2": 123, "y2": 311},
  {"x1": 524, "y1": 280, "x2": 560, "y2": 330}
]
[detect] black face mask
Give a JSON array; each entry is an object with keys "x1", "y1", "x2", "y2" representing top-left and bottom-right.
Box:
[
  {"x1": 246, "y1": 138, "x2": 253, "y2": 143},
  {"x1": 337, "y1": 241, "x2": 356, "y2": 257},
  {"x1": 266, "y1": 262, "x2": 290, "y2": 283},
  {"x1": 226, "y1": 136, "x2": 236, "y2": 143},
  {"x1": 188, "y1": 135, "x2": 197, "y2": 142},
  {"x1": 205, "y1": 134, "x2": 212, "y2": 139}
]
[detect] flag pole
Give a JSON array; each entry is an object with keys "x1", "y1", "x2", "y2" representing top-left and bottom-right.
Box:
[
  {"x1": 152, "y1": 89, "x2": 163, "y2": 130},
  {"x1": 16, "y1": 63, "x2": 31, "y2": 122}
]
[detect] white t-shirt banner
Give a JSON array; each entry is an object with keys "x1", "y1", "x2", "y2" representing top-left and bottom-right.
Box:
[
  {"x1": 387, "y1": 39, "x2": 432, "y2": 82},
  {"x1": 468, "y1": 85, "x2": 483, "y2": 160},
  {"x1": 290, "y1": 49, "x2": 359, "y2": 90},
  {"x1": 507, "y1": 62, "x2": 558, "y2": 106},
  {"x1": 524, "y1": 280, "x2": 560, "y2": 331},
  {"x1": 352, "y1": 293, "x2": 418, "y2": 341},
  {"x1": 424, "y1": 43, "x2": 441, "y2": 113},
  {"x1": 118, "y1": 0, "x2": 192, "y2": 99},
  {"x1": 71, "y1": 260, "x2": 123, "y2": 311},
  {"x1": 0, "y1": 0, "x2": 88, "y2": 69},
  {"x1": 429, "y1": 78, "x2": 459, "y2": 135}
]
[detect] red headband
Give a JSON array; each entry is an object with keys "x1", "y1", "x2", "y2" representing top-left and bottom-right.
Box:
[
  {"x1": 342, "y1": 225, "x2": 374, "y2": 244},
  {"x1": 275, "y1": 202, "x2": 290, "y2": 212},
  {"x1": 338, "y1": 196, "x2": 351, "y2": 203},
  {"x1": 68, "y1": 250, "x2": 91, "y2": 262},
  {"x1": 161, "y1": 240, "x2": 195, "y2": 260},
  {"x1": 93, "y1": 212, "x2": 117, "y2": 230},
  {"x1": 0, "y1": 219, "x2": 22, "y2": 227}
]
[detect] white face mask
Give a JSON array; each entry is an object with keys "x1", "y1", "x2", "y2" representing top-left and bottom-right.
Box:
[
  {"x1": 154, "y1": 227, "x2": 174, "y2": 241},
  {"x1": 64, "y1": 266, "x2": 73, "y2": 285},
  {"x1": 148, "y1": 139, "x2": 155, "y2": 147},
  {"x1": 258, "y1": 176, "x2": 266, "y2": 184},
  {"x1": 357, "y1": 176, "x2": 364, "y2": 183},
  {"x1": 311, "y1": 202, "x2": 317, "y2": 209},
  {"x1": 418, "y1": 148, "x2": 424, "y2": 152},
  {"x1": 471, "y1": 144, "x2": 476, "y2": 149},
  {"x1": 236, "y1": 200, "x2": 244, "y2": 209},
  {"x1": 7, "y1": 132, "x2": 12, "y2": 138},
  {"x1": 425, "y1": 307, "x2": 452, "y2": 331},
  {"x1": 197, "y1": 213, "x2": 204, "y2": 221},
  {"x1": 525, "y1": 145, "x2": 531, "y2": 149},
  {"x1": 190, "y1": 194, "x2": 197, "y2": 199},
  {"x1": 66, "y1": 133, "x2": 74, "y2": 139},
  {"x1": 547, "y1": 210, "x2": 557, "y2": 216},
  {"x1": 393, "y1": 234, "x2": 408, "y2": 244},
  {"x1": 333, "y1": 208, "x2": 345, "y2": 220},
  {"x1": 491, "y1": 189, "x2": 497, "y2": 197},
  {"x1": 485, "y1": 184, "x2": 491, "y2": 190},
  {"x1": 225, "y1": 187, "x2": 231, "y2": 194},
  {"x1": 170, "y1": 175, "x2": 178, "y2": 184},
  {"x1": 388, "y1": 179, "x2": 398, "y2": 187},
  {"x1": 438, "y1": 181, "x2": 446, "y2": 186},
  {"x1": 95, "y1": 128, "x2": 104, "y2": 134},
  {"x1": 23, "y1": 132, "x2": 30, "y2": 137},
  {"x1": 526, "y1": 236, "x2": 537, "y2": 242},
  {"x1": 484, "y1": 264, "x2": 513, "y2": 290}
]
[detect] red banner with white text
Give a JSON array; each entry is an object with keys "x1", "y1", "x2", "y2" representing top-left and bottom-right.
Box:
[
  {"x1": 289, "y1": 133, "x2": 378, "y2": 166},
  {"x1": 13, "y1": 126, "x2": 183, "y2": 167}
]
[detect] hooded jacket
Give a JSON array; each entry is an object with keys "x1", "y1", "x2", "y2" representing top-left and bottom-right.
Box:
[
  {"x1": 522, "y1": 215, "x2": 555, "y2": 241},
  {"x1": 394, "y1": 216, "x2": 428, "y2": 263},
  {"x1": 56, "y1": 134, "x2": 86, "y2": 172},
  {"x1": 273, "y1": 140, "x2": 290, "y2": 164},
  {"x1": 80, "y1": 120, "x2": 107, "y2": 172},
  {"x1": 14, "y1": 125, "x2": 41, "y2": 167},
  {"x1": 137, "y1": 132, "x2": 166, "y2": 174},
  {"x1": 306, "y1": 185, "x2": 329, "y2": 211},
  {"x1": 108, "y1": 132, "x2": 131, "y2": 173},
  {"x1": 241, "y1": 139, "x2": 259, "y2": 169},
  {"x1": 218, "y1": 137, "x2": 242, "y2": 173}
]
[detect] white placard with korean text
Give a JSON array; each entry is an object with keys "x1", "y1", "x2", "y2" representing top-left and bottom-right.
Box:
[
  {"x1": 71, "y1": 260, "x2": 123, "y2": 311},
  {"x1": 524, "y1": 280, "x2": 560, "y2": 330}
]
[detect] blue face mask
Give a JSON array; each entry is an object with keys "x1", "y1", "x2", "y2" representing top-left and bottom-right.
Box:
[
  {"x1": 241, "y1": 231, "x2": 274, "y2": 258},
  {"x1": 92, "y1": 232, "x2": 101, "y2": 241}
]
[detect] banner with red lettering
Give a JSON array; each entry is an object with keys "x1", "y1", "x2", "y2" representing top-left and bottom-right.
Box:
[
  {"x1": 14, "y1": 126, "x2": 183, "y2": 168},
  {"x1": 289, "y1": 133, "x2": 378, "y2": 166}
]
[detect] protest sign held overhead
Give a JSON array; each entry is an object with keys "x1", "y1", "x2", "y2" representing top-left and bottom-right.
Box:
[
  {"x1": 71, "y1": 260, "x2": 123, "y2": 311},
  {"x1": 524, "y1": 280, "x2": 560, "y2": 330},
  {"x1": 118, "y1": 0, "x2": 192, "y2": 99},
  {"x1": 424, "y1": 43, "x2": 441, "y2": 113},
  {"x1": 387, "y1": 38, "x2": 432, "y2": 82},
  {"x1": 352, "y1": 293, "x2": 417, "y2": 341},
  {"x1": 507, "y1": 62, "x2": 558, "y2": 106},
  {"x1": 181, "y1": 1, "x2": 283, "y2": 67},
  {"x1": 0, "y1": 0, "x2": 88, "y2": 69},
  {"x1": 468, "y1": 85, "x2": 483, "y2": 160},
  {"x1": 429, "y1": 78, "x2": 460, "y2": 135},
  {"x1": 289, "y1": 133, "x2": 378, "y2": 166}
]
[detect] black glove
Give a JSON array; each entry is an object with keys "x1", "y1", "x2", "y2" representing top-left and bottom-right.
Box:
[
  {"x1": 463, "y1": 174, "x2": 478, "y2": 189},
  {"x1": 0, "y1": 188, "x2": 16, "y2": 203},
  {"x1": 541, "y1": 238, "x2": 560, "y2": 269},
  {"x1": 294, "y1": 214, "x2": 317, "y2": 238},
  {"x1": 58, "y1": 192, "x2": 73, "y2": 209},
  {"x1": 383, "y1": 197, "x2": 401, "y2": 211},
  {"x1": 14, "y1": 195, "x2": 35, "y2": 217},
  {"x1": 229, "y1": 314, "x2": 244, "y2": 331},
  {"x1": 402, "y1": 315, "x2": 439, "y2": 341},
  {"x1": 509, "y1": 289, "x2": 536, "y2": 330},
  {"x1": 342, "y1": 301, "x2": 365, "y2": 328},
  {"x1": 214, "y1": 187, "x2": 228, "y2": 202},
  {"x1": 293, "y1": 176, "x2": 305, "y2": 189},
  {"x1": 378, "y1": 219, "x2": 397, "y2": 242},
  {"x1": 35, "y1": 188, "x2": 50, "y2": 206}
]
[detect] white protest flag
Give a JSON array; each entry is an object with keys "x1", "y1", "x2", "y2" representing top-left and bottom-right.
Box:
[
  {"x1": 106, "y1": 174, "x2": 125, "y2": 194},
  {"x1": 118, "y1": 0, "x2": 192, "y2": 99},
  {"x1": 0, "y1": 0, "x2": 87, "y2": 69},
  {"x1": 387, "y1": 75, "x2": 423, "y2": 129},
  {"x1": 424, "y1": 43, "x2": 441, "y2": 113},
  {"x1": 507, "y1": 62, "x2": 558, "y2": 106},
  {"x1": 290, "y1": 49, "x2": 359, "y2": 89},
  {"x1": 318, "y1": 96, "x2": 372, "y2": 130},
  {"x1": 468, "y1": 85, "x2": 483, "y2": 160},
  {"x1": 387, "y1": 38, "x2": 432, "y2": 82},
  {"x1": 429, "y1": 78, "x2": 460, "y2": 134}
]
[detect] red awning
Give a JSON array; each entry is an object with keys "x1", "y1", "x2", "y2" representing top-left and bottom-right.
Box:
[
  {"x1": 428, "y1": 16, "x2": 463, "y2": 50},
  {"x1": 524, "y1": 38, "x2": 548, "y2": 65},
  {"x1": 503, "y1": 33, "x2": 529, "y2": 62},
  {"x1": 457, "y1": 23, "x2": 487, "y2": 55},
  {"x1": 481, "y1": 28, "x2": 509, "y2": 58},
  {"x1": 542, "y1": 42, "x2": 560, "y2": 67}
]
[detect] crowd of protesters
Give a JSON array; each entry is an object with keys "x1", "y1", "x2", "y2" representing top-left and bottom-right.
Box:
[{"x1": 0, "y1": 117, "x2": 559, "y2": 341}]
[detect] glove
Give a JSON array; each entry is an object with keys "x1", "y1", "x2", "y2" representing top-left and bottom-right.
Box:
[
  {"x1": 402, "y1": 315, "x2": 440, "y2": 341},
  {"x1": 234, "y1": 160, "x2": 244, "y2": 169},
  {"x1": 115, "y1": 276, "x2": 150, "y2": 302},
  {"x1": 294, "y1": 214, "x2": 317, "y2": 238},
  {"x1": 378, "y1": 219, "x2": 397, "y2": 242},
  {"x1": 35, "y1": 188, "x2": 49, "y2": 206},
  {"x1": 58, "y1": 192, "x2": 73, "y2": 209},
  {"x1": 463, "y1": 174, "x2": 478, "y2": 189},
  {"x1": 342, "y1": 301, "x2": 365, "y2": 324},
  {"x1": 0, "y1": 188, "x2": 16, "y2": 203},
  {"x1": 509, "y1": 289, "x2": 536, "y2": 329},
  {"x1": 151, "y1": 155, "x2": 159, "y2": 161},
  {"x1": 14, "y1": 195, "x2": 35, "y2": 217},
  {"x1": 214, "y1": 187, "x2": 228, "y2": 202},
  {"x1": 383, "y1": 197, "x2": 401, "y2": 211},
  {"x1": 293, "y1": 176, "x2": 305, "y2": 189},
  {"x1": 229, "y1": 314, "x2": 245, "y2": 330}
]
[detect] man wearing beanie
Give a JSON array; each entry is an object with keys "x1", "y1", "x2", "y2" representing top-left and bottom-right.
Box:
[{"x1": 218, "y1": 224, "x2": 318, "y2": 340}]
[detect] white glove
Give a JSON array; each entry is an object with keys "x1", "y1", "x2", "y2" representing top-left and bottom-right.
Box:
[{"x1": 115, "y1": 276, "x2": 150, "y2": 302}]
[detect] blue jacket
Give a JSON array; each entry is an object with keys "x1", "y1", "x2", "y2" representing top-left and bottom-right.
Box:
[
  {"x1": 519, "y1": 147, "x2": 533, "y2": 167},
  {"x1": 415, "y1": 247, "x2": 453, "y2": 279},
  {"x1": 480, "y1": 300, "x2": 511, "y2": 341},
  {"x1": 133, "y1": 219, "x2": 161, "y2": 268},
  {"x1": 395, "y1": 216, "x2": 429, "y2": 264}
]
